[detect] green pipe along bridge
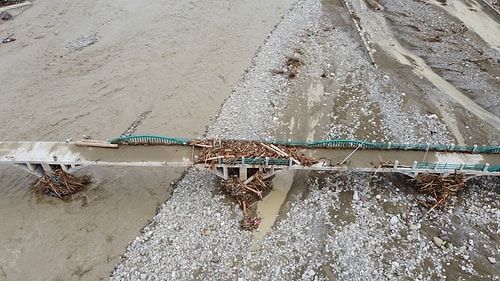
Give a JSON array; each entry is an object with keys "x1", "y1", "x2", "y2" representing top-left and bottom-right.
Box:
[{"x1": 1, "y1": 135, "x2": 499, "y2": 180}]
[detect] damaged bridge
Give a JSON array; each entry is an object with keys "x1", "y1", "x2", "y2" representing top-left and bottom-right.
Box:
[{"x1": 0, "y1": 136, "x2": 499, "y2": 180}]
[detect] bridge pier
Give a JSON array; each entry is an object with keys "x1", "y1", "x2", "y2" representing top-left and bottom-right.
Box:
[{"x1": 206, "y1": 164, "x2": 282, "y2": 181}]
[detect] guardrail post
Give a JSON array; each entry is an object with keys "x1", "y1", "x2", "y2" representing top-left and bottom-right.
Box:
[
  {"x1": 483, "y1": 163, "x2": 489, "y2": 172},
  {"x1": 472, "y1": 144, "x2": 478, "y2": 153},
  {"x1": 405, "y1": 142, "x2": 410, "y2": 150},
  {"x1": 265, "y1": 157, "x2": 269, "y2": 166},
  {"x1": 459, "y1": 163, "x2": 464, "y2": 171},
  {"x1": 242, "y1": 157, "x2": 245, "y2": 165},
  {"x1": 388, "y1": 142, "x2": 391, "y2": 149},
  {"x1": 393, "y1": 160, "x2": 399, "y2": 171},
  {"x1": 426, "y1": 143, "x2": 430, "y2": 152},
  {"x1": 412, "y1": 161, "x2": 417, "y2": 170},
  {"x1": 434, "y1": 163, "x2": 439, "y2": 171},
  {"x1": 218, "y1": 156, "x2": 222, "y2": 164},
  {"x1": 450, "y1": 143, "x2": 455, "y2": 151},
  {"x1": 289, "y1": 158, "x2": 293, "y2": 167}
]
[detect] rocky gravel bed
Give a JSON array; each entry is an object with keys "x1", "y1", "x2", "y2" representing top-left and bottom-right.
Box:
[
  {"x1": 382, "y1": 0, "x2": 500, "y2": 116},
  {"x1": 111, "y1": 0, "x2": 499, "y2": 280},
  {"x1": 205, "y1": 0, "x2": 322, "y2": 140}
]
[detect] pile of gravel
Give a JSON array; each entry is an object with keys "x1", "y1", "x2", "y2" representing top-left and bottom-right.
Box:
[{"x1": 67, "y1": 32, "x2": 98, "y2": 51}]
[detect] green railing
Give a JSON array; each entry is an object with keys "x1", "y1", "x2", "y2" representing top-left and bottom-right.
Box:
[
  {"x1": 108, "y1": 135, "x2": 500, "y2": 154},
  {"x1": 414, "y1": 162, "x2": 500, "y2": 172},
  {"x1": 306, "y1": 140, "x2": 498, "y2": 154},
  {"x1": 109, "y1": 135, "x2": 190, "y2": 145},
  {"x1": 307, "y1": 139, "x2": 382, "y2": 149}
]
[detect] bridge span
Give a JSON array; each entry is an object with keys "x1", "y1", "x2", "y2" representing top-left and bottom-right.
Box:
[{"x1": 1, "y1": 138, "x2": 499, "y2": 179}]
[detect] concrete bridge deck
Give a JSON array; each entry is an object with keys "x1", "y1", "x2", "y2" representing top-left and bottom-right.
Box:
[{"x1": 1, "y1": 141, "x2": 499, "y2": 179}]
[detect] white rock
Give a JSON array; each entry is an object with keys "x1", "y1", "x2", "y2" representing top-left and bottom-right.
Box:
[
  {"x1": 390, "y1": 216, "x2": 399, "y2": 225},
  {"x1": 391, "y1": 261, "x2": 399, "y2": 271},
  {"x1": 353, "y1": 191, "x2": 359, "y2": 201},
  {"x1": 433, "y1": 236, "x2": 443, "y2": 247},
  {"x1": 487, "y1": 257, "x2": 496, "y2": 264},
  {"x1": 409, "y1": 224, "x2": 419, "y2": 231}
]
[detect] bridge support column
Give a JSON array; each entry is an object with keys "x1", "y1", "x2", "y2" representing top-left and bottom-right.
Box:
[
  {"x1": 26, "y1": 162, "x2": 38, "y2": 172},
  {"x1": 41, "y1": 162, "x2": 52, "y2": 174},
  {"x1": 239, "y1": 167, "x2": 247, "y2": 180}
]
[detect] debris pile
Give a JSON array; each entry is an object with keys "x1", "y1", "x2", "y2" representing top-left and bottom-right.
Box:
[
  {"x1": 190, "y1": 139, "x2": 314, "y2": 230},
  {"x1": 410, "y1": 172, "x2": 466, "y2": 215},
  {"x1": 34, "y1": 169, "x2": 91, "y2": 200},
  {"x1": 221, "y1": 172, "x2": 271, "y2": 230},
  {"x1": 192, "y1": 139, "x2": 314, "y2": 166}
]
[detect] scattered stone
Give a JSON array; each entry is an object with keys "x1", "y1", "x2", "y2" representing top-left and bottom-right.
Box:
[
  {"x1": 352, "y1": 190, "x2": 359, "y2": 201},
  {"x1": 433, "y1": 236, "x2": 444, "y2": 247},
  {"x1": 0, "y1": 10, "x2": 12, "y2": 20},
  {"x1": 391, "y1": 261, "x2": 400, "y2": 271},
  {"x1": 390, "y1": 216, "x2": 399, "y2": 225},
  {"x1": 211, "y1": 255, "x2": 220, "y2": 263},
  {"x1": 487, "y1": 257, "x2": 496, "y2": 264},
  {"x1": 409, "y1": 224, "x2": 419, "y2": 231},
  {"x1": 67, "y1": 33, "x2": 98, "y2": 51}
]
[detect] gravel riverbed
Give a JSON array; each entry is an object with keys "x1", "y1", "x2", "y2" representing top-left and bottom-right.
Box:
[{"x1": 111, "y1": 0, "x2": 499, "y2": 280}]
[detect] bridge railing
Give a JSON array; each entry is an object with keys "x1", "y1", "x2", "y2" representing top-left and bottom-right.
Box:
[
  {"x1": 413, "y1": 162, "x2": 500, "y2": 173},
  {"x1": 306, "y1": 140, "x2": 499, "y2": 153},
  {"x1": 109, "y1": 135, "x2": 190, "y2": 145},
  {"x1": 108, "y1": 135, "x2": 500, "y2": 154}
]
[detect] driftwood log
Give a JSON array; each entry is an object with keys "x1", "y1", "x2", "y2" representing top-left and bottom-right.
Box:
[{"x1": 191, "y1": 139, "x2": 314, "y2": 166}]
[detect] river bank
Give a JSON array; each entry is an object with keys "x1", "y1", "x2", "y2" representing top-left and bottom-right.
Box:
[{"x1": 0, "y1": 0, "x2": 498, "y2": 280}]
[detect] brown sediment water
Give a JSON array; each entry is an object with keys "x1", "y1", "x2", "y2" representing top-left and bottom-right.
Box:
[
  {"x1": 253, "y1": 170, "x2": 295, "y2": 243},
  {"x1": 0, "y1": 165, "x2": 185, "y2": 281}
]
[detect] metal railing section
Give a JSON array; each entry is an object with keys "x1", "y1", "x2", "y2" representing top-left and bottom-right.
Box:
[
  {"x1": 108, "y1": 135, "x2": 500, "y2": 154},
  {"x1": 109, "y1": 135, "x2": 190, "y2": 145}
]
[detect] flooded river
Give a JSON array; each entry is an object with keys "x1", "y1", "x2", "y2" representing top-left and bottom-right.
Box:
[{"x1": 1, "y1": 0, "x2": 499, "y2": 280}]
